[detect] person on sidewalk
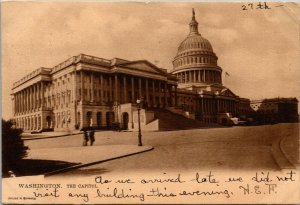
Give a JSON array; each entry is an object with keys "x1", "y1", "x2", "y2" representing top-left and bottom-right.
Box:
[
  {"x1": 83, "y1": 128, "x2": 89, "y2": 146},
  {"x1": 89, "y1": 127, "x2": 95, "y2": 146}
]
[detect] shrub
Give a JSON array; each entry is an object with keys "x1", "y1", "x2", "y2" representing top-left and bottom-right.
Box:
[{"x1": 2, "y1": 119, "x2": 28, "y2": 175}]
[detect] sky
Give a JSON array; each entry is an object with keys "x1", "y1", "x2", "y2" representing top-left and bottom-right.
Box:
[{"x1": 1, "y1": 2, "x2": 299, "y2": 120}]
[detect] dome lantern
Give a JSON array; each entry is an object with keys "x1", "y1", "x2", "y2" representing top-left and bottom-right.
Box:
[{"x1": 189, "y1": 8, "x2": 199, "y2": 35}]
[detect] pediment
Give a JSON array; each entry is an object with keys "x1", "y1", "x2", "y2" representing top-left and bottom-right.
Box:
[
  {"x1": 219, "y1": 88, "x2": 236, "y2": 98},
  {"x1": 118, "y1": 61, "x2": 166, "y2": 74}
]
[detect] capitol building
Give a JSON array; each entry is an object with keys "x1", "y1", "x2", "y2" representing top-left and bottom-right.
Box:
[{"x1": 11, "y1": 10, "x2": 252, "y2": 132}]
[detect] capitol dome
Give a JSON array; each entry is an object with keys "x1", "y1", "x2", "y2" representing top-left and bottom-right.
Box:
[
  {"x1": 172, "y1": 9, "x2": 223, "y2": 89},
  {"x1": 177, "y1": 33, "x2": 213, "y2": 55}
]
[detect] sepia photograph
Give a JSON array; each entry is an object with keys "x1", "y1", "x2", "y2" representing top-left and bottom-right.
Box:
[{"x1": 2, "y1": 1, "x2": 300, "y2": 204}]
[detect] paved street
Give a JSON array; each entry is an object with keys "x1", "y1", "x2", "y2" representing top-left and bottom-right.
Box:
[{"x1": 24, "y1": 123, "x2": 299, "y2": 177}]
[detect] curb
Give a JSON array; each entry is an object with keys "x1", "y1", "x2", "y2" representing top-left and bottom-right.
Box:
[
  {"x1": 22, "y1": 132, "x2": 83, "y2": 141},
  {"x1": 279, "y1": 137, "x2": 299, "y2": 168},
  {"x1": 271, "y1": 136, "x2": 295, "y2": 170},
  {"x1": 44, "y1": 146, "x2": 154, "y2": 177}
]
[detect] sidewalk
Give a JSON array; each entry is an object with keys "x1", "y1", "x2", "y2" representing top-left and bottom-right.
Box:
[
  {"x1": 22, "y1": 131, "x2": 82, "y2": 140},
  {"x1": 25, "y1": 144, "x2": 153, "y2": 176}
]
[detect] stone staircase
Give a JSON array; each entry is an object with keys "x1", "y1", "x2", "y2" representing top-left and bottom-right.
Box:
[{"x1": 148, "y1": 108, "x2": 205, "y2": 131}]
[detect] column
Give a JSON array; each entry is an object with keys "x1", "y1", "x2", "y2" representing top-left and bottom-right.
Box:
[
  {"x1": 109, "y1": 76, "x2": 112, "y2": 102},
  {"x1": 27, "y1": 88, "x2": 30, "y2": 111},
  {"x1": 189, "y1": 71, "x2": 192, "y2": 83},
  {"x1": 180, "y1": 73, "x2": 183, "y2": 83},
  {"x1": 17, "y1": 93, "x2": 19, "y2": 114},
  {"x1": 33, "y1": 84, "x2": 36, "y2": 109},
  {"x1": 80, "y1": 71, "x2": 84, "y2": 102},
  {"x1": 91, "y1": 73, "x2": 94, "y2": 102},
  {"x1": 31, "y1": 86, "x2": 34, "y2": 110},
  {"x1": 21, "y1": 91, "x2": 23, "y2": 113},
  {"x1": 214, "y1": 71, "x2": 216, "y2": 83},
  {"x1": 114, "y1": 74, "x2": 118, "y2": 102},
  {"x1": 36, "y1": 84, "x2": 39, "y2": 109},
  {"x1": 123, "y1": 75, "x2": 127, "y2": 103},
  {"x1": 25, "y1": 89, "x2": 28, "y2": 112},
  {"x1": 204, "y1": 70, "x2": 206, "y2": 82},
  {"x1": 185, "y1": 71, "x2": 188, "y2": 83},
  {"x1": 131, "y1": 77, "x2": 135, "y2": 103},
  {"x1": 33, "y1": 115, "x2": 36, "y2": 130},
  {"x1": 17, "y1": 92, "x2": 20, "y2": 113},
  {"x1": 21, "y1": 91, "x2": 24, "y2": 112},
  {"x1": 198, "y1": 70, "x2": 201, "y2": 82},
  {"x1": 19, "y1": 92, "x2": 21, "y2": 113},
  {"x1": 164, "y1": 82, "x2": 167, "y2": 107},
  {"x1": 41, "y1": 82, "x2": 44, "y2": 109},
  {"x1": 15, "y1": 93, "x2": 18, "y2": 114},
  {"x1": 14, "y1": 94, "x2": 17, "y2": 115},
  {"x1": 100, "y1": 74, "x2": 104, "y2": 104},
  {"x1": 41, "y1": 83, "x2": 44, "y2": 108},
  {"x1": 235, "y1": 101, "x2": 238, "y2": 114},
  {"x1": 28, "y1": 87, "x2": 31, "y2": 111},
  {"x1": 24, "y1": 90, "x2": 26, "y2": 112},
  {"x1": 175, "y1": 86, "x2": 177, "y2": 106},
  {"x1": 158, "y1": 81, "x2": 162, "y2": 105},
  {"x1": 207, "y1": 71, "x2": 209, "y2": 83},
  {"x1": 72, "y1": 71, "x2": 77, "y2": 103},
  {"x1": 138, "y1": 78, "x2": 142, "y2": 99},
  {"x1": 28, "y1": 88, "x2": 30, "y2": 111},
  {"x1": 31, "y1": 86, "x2": 34, "y2": 111},
  {"x1": 24, "y1": 89, "x2": 27, "y2": 112},
  {"x1": 193, "y1": 70, "x2": 196, "y2": 82},
  {"x1": 32, "y1": 116, "x2": 34, "y2": 130},
  {"x1": 152, "y1": 80, "x2": 155, "y2": 106},
  {"x1": 145, "y1": 79, "x2": 149, "y2": 103},
  {"x1": 186, "y1": 71, "x2": 189, "y2": 83}
]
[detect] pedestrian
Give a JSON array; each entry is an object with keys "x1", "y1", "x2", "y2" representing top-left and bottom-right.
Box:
[
  {"x1": 83, "y1": 128, "x2": 89, "y2": 146},
  {"x1": 89, "y1": 127, "x2": 95, "y2": 146}
]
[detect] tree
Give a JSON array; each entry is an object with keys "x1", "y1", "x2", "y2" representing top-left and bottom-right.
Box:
[{"x1": 2, "y1": 119, "x2": 28, "y2": 176}]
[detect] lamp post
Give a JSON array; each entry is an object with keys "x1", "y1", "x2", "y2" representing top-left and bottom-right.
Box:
[
  {"x1": 136, "y1": 98, "x2": 143, "y2": 146},
  {"x1": 114, "y1": 101, "x2": 120, "y2": 131}
]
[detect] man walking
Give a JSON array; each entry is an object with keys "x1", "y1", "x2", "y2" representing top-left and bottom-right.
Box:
[
  {"x1": 83, "y1": 128, "x2": 89, "y2": 146},
  {"x1": 89, "y1": 127, "x2": 95, "y2": 146}
]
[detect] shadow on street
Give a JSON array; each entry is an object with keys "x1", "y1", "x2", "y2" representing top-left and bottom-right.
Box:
[{"x1": 3, "y1": 159, "x2": 80, "y2": 178}]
